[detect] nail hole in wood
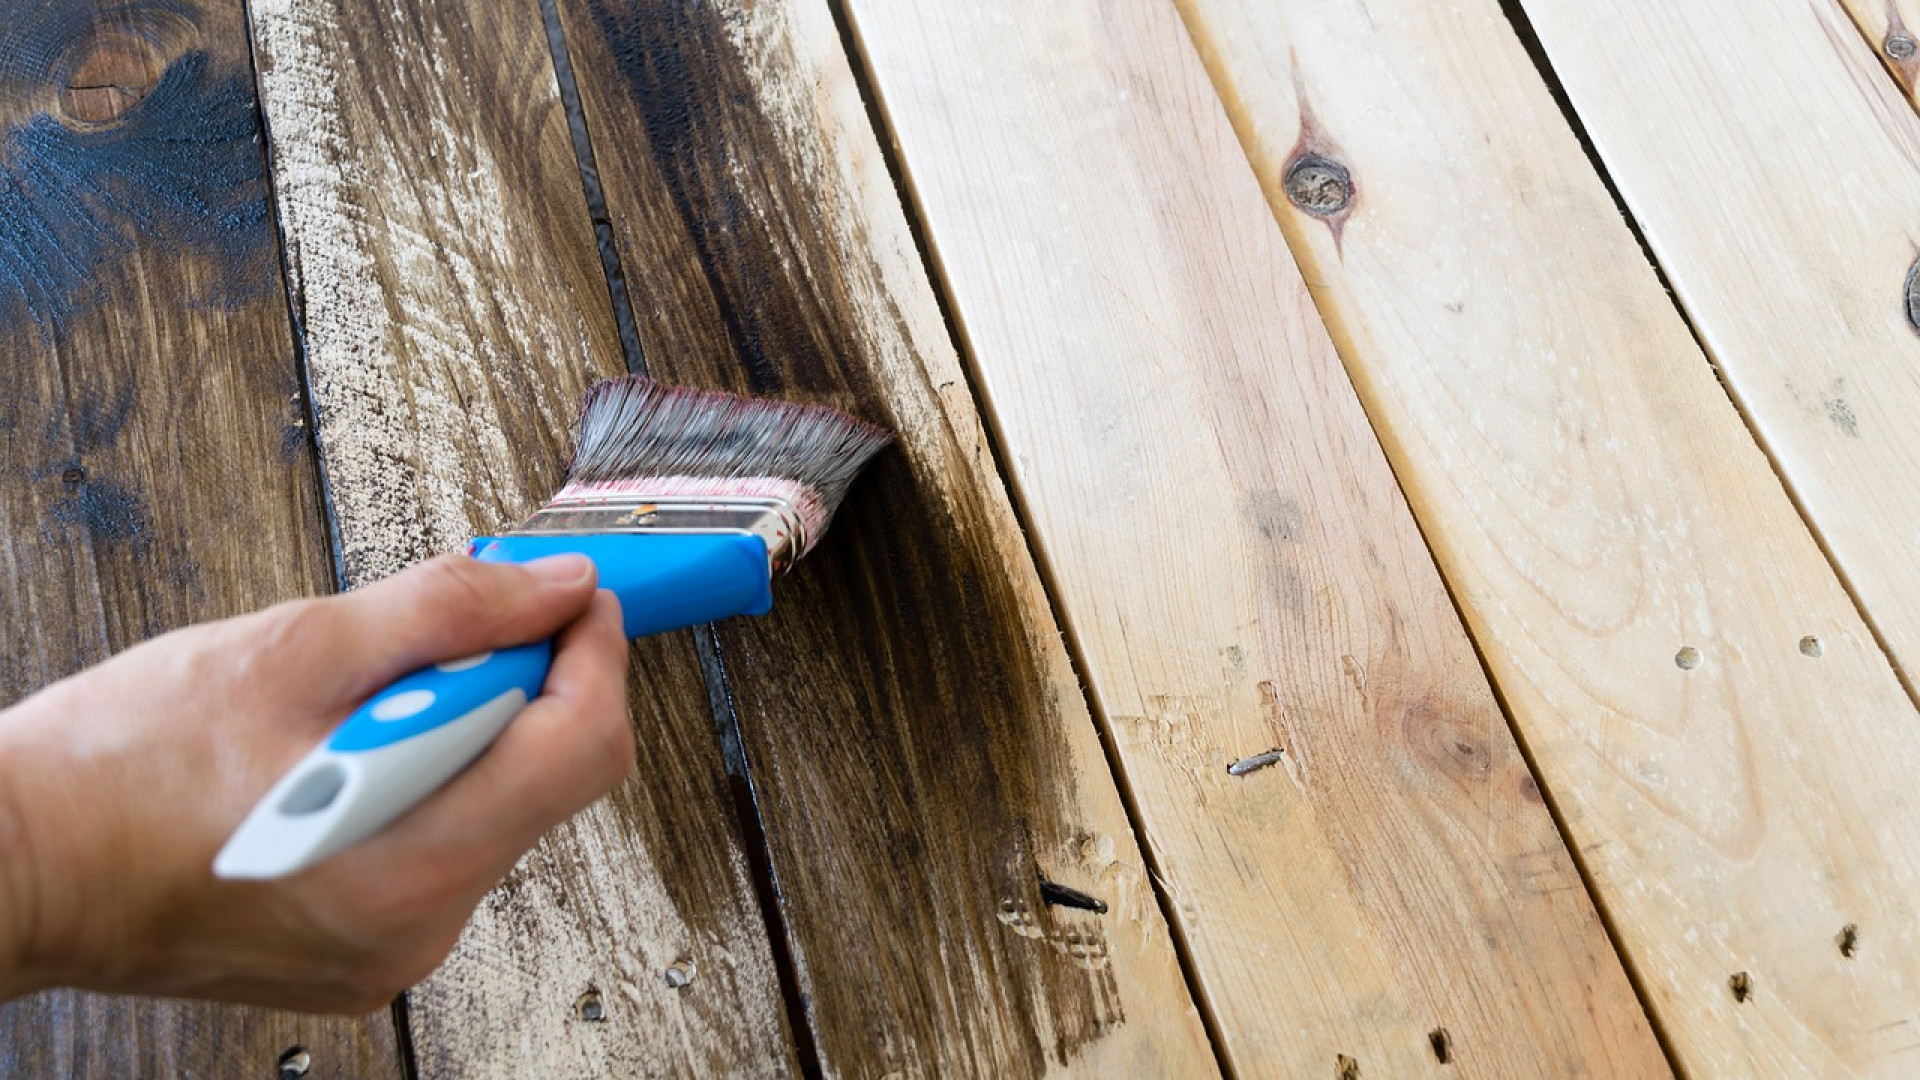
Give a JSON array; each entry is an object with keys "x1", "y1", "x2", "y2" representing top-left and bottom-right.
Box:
[
  {"x1": 1336, "y1": 1053, "x2": 1360, "y2": 1079},
  {"x1": 1890, "y1": 33, "x2": 1918, "y2": 60},
  {"x1": 60, "y1": 466, "x2": 86, "y2": 485},
  {"x1": 1038, "y1": 877, "x2": 1109, "y2": 913},
  {"x1": 1799, "y1": 635, "x2": 1823, "y2": 658},
  {"x1": 1284, "y1": 153, "x2": 1353, "y2": 216},
  {"x1": 1729, "y1": 971, "x2": 1752, "y2": 1003},
  {"x1": 276, "y1": 1047, "x2": 310, "y2": 1080},
  {"x1": 1675, "y1": 646, "x2": 1701, "y2": 670},
  {"x1": 1228, "y1": 747, "x2": 1286, "y2": 776},
  {"x1": 1839, "y1": 923, "x2": 1859, "y2": 958},
  {"x1": 1429, "y1": 1027, "x2": 1452, "y2": 1064},
  {"x1": 664, "y1": 959, "x2": 696, "y2": 989},
  {"x1": 574, "y1": 988, "x2": 605, "y2": 1021}
]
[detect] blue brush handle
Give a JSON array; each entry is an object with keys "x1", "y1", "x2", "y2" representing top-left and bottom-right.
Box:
[{"x1": 213, "y1": 533, "x2": 773, "y2": 879}]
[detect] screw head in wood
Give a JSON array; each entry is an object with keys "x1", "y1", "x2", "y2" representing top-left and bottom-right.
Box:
[{"x1": 1283, "y1": 153, "x2": 1353, "y2": 217}]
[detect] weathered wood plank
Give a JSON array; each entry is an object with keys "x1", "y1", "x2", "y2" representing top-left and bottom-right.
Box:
[
  {"x1": 244, "y1": 0, "x2": 798, "y2": 1074},
  {"x1": 0, "y1": 0, "x2": 401, "y2": 1073},
  {"x1": 1182, "y1": 0, "x2": 1920, "y2": 1073},
  {"x1": 845, "y1": 2, "x2": 1667, "y2": 1078},
  {"x1": 553, "y1": 0, "x2": 1220, "y2": 1075}
]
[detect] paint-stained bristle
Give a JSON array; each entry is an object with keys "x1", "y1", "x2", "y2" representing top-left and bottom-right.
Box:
[{"x1": 555, "y1": 376, "x2": 892, "y2": 554}]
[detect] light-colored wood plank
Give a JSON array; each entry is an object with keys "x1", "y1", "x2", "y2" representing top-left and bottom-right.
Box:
[
  {"x1": 845, "y1": 2, "x2": 1665, "y2": 1077},
  {"x1": 555, "y1": 0, "x2": 1221, "y2": 1074},
  {"x1": 1516, "y1": 0, "x2": 1920, "y2": 685},
  {"x1": 1180, "y1": 0, "x2": 1920, "y2": 1073},
  {"x1": 244, "y1": 0, "x2": 799, "y2": 1074},
  {"x1": 0, "y1": 0, "x2": 400, "y2": 1071},
  {"x1": 1834, "y1": 0, "x2": 1920, "y2": 100}
]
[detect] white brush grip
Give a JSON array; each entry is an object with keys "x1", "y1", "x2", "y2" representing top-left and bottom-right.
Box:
[{"x1": 213, "y1": 689, "x2": 528, "y2": 879}]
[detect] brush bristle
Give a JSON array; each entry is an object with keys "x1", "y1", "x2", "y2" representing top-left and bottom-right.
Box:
[{"x1": 555, "y1": 376, "x2": 892, "y2": 554}]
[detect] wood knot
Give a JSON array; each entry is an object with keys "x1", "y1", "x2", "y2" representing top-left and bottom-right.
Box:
[
  {"x1": 60, "y1": 29, "x2": 165, "y2": 124},
  {"x1": 1283, "y1": 152, "x2": 1353, "y2": 217},
  {"x1": 1905, "y1": 255, "x2": 1920, "y2": 336},
  {"x1": 1889, "y1": 33, "x2": 1917, "y2": 61}
]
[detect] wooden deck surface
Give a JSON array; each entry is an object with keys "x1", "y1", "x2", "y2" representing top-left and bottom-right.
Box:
[{"x1": 4, "y1": 0, "x2": 1918, "y2": 1077}]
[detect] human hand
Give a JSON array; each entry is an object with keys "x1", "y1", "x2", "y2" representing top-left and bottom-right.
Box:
[{"x1": 0, "y1": 553, "x2": 634, "y2": 1011}]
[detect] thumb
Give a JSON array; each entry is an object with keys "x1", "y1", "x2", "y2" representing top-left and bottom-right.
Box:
[{"x1": 325, "y1": 553, "x2": 600, "y2": 694}]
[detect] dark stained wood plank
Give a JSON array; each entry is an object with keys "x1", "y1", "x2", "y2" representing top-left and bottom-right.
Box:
[
  {"x1": 555, "y1": 0, "x2": 1221, "y2": 1075},
  {"x1": 0, "y1": 0, "x2": 402, "y2": 1074},
  {"x1": 242, "y1": 0, "x2": 800, "y2": 1074},
  {"x1": 845, "y1": 0, "x2": 1672, "y2": 1076}
]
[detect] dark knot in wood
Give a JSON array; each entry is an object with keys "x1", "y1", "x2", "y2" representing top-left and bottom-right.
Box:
[
  {"x1": 1283, "y1": 152, "x2": 1353, "y2": 217},
  {"x1": 1905, "y1": 254, "x2": 1920, "y2": 335},
  {"x1": 61, "y1": 32, "x2": 162, "y2": 124}
]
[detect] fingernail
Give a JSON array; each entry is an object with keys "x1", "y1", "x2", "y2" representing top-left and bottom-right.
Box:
[
  {"x1": 525, "y1": 553, "x2": 595, "y2": 586},
  {"x1": 598, "y1": 588, "x2": 626, "y2": 630}
]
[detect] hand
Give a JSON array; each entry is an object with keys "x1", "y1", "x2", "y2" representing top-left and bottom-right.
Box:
[{"x1": 0, "y1": 553, "x2": 635, "y2": 1012}]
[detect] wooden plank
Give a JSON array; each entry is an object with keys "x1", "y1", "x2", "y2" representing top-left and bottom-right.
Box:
[
  {"x1": 844, "y1": 2, "x2": 1669, "y2": 1078},
  {"x1": 1834, "y1": 0, "x2": 1920, "y2": 100},
  {"x1": 1179, "y1": 0, "x2": 1920, "y2": 1074},
  {"x1": 243, "y1": 0, "x2": 799, "y2": 1074},
  {"x1": 552, "y1": 0, "x2": 1220, "y2": 1075},
  {"x1": 1514, "y1": 0, "x2": 1920, "y2": 689},
  {"x1": 0, "y1": 0, "x2": 402, "y2": 1074}
]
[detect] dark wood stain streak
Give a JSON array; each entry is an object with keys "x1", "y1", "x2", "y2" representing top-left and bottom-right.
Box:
[
  {"x1": 557, "y1": 1, "x2": 1167, "y2": 1074},
  {"x1": 0, "y1": 0, "x2": 402, "y2": 1074},
  {"x1": 241, "y1": 0, "x2": 802, "y2": 1074}
]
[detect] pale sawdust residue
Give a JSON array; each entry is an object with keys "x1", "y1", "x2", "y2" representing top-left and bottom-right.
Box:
[{"x1": 251, "y1": 0, "x2": 588, "y2": 586}]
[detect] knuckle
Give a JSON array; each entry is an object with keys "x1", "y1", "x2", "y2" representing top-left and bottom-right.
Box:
[
  {"x1": 416, "y1": 555, "x2": 506, "y2": 626},
  {"x1": 243, "y1": 598, "x2": 341, "y2": 675}
]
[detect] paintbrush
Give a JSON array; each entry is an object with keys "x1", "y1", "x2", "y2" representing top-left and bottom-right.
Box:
[{"x1": 215, "y1": 376, "x2": 891, "y2": 879}]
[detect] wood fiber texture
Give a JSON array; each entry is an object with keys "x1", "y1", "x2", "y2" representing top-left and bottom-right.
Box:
[
  {"x1": 846, "y1": 1, "x2": 1667, "y2": 1077},
  {"x1": 553, "y1": 0, "x2": 1220, "y2": 1075},
  {"x1": 1186, "y1": 0, "x2": 1920, "y2": 1073},
  {"x1": 245, "y1": 0, "x2": 798, "y2": 1073},
  {"x1": 0, "y1": 0, "x2": 400, "y2": 1075}
]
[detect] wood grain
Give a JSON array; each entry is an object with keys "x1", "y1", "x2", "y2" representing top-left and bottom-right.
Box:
[
  {"x1": 1834, "y1": 0, "x2": 1920, "y2": 100},
  {"x1": 845, "y1": 2, "x2": 1666, "y2": 1078},
  {"x1": 1182, "y1": 0, "x2": 1920, "y2": 1073},
  {"x1": 244, "y1": 0, "x2": 798, "y2": 1074},
  {"x1": 0, "y1": 0, "x2": 400, "y2": 1074},
  {"x1": 554, "y1": 0, "x2": 1219, "y2": 1075}
]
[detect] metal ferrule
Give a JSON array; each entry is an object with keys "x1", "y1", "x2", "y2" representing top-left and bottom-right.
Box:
[{"x1": 511, "y1": 495, "x2": 805, "y2": 572}]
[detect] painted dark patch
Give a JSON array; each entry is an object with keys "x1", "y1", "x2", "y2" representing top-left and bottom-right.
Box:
[
  {"x1": 560, "y1": 0, "x2": 1126, "y2": 1073},
  {"x1": 0, "y1": 1, "x2": 273, "y2": 339},
  {"x1": 51, "y1": 472, "x2": 149, "y2": 546},
  {"x1": 71, "y1": 375, "x2": 135, "y2": 448},
  {"x1": 578, "y1": 0, "x2": 880, "y2": 398}
]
